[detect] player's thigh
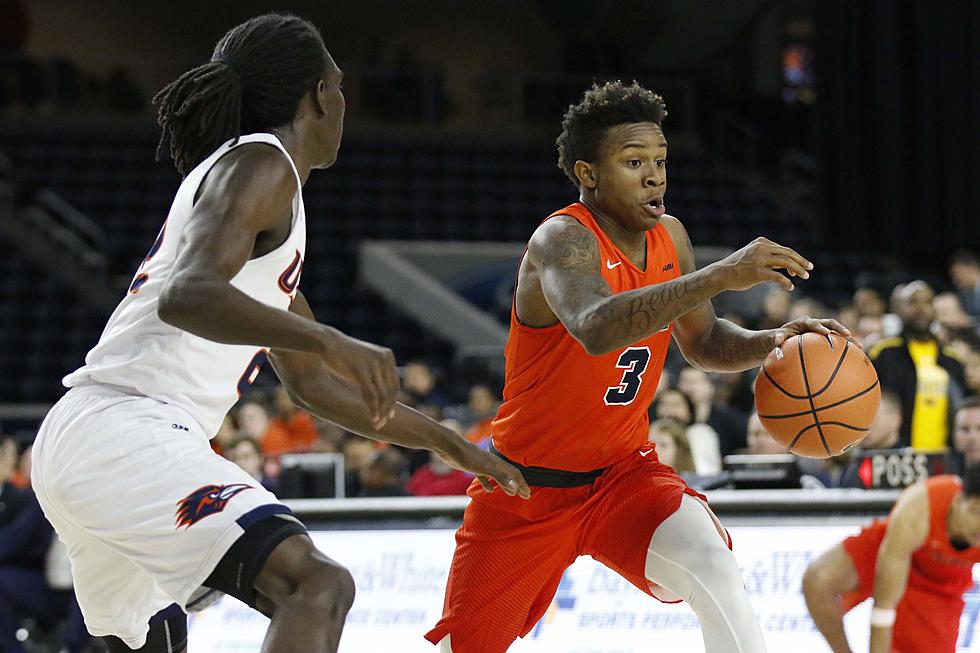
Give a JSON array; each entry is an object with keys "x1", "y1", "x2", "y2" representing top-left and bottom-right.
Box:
[
  {"x1": 429, "y1": 499, "x2": 578, "y2": 652},
  {"x1": 580, "y1": 455, "x2": 713, "y2": 596},
  {"x1": 803, "y1": 544, "x2": 861, "y2": 598},
  {"x1": 36, "y1": 392, "x2": 288, "y2": 606}
]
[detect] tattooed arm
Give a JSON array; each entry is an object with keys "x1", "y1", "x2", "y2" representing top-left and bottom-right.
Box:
[
  {"x1": 662, "y1": 216, "x2": 851, "y2": 372},
  {"x1": 525, "y1": 215, "x2": 812, "y2": 357}
]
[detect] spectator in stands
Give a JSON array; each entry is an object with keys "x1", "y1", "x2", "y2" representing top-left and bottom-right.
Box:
[
  {"x1": 952, "y1": 397, "x2": 980, "y2": 465},
  {"x1": 236, "y1": 395, "x2": 273, "y2": 443},
  {"x1": 856, "y1": 314, "x2": 885, "y2": 349},
  {"x1": 838, "y1": 392, "x2": 904, "y2": 488},
  {"x1": 309, "y1": 419, "x2": 346, "y2": 454},
  {"x1": 262, "y1": 385, "x2": 318, "y2": 456},
  {"x1": 648, "y1": 419, "x2": 695, "y2": 474},
  {"x1": 402, "y1": 360, "x2": 450, "y2": 410},
  {"x1": 950, "y1": 250, "x2": 980, "y2": 318},
  {"x1": 407, "y1": 421, "x2": 475, "y2": 496},
  {"x1": 357, "y1": 448, "x2": 409, "y2": 497},
  {"x1": 677, "y1": 366, "x2": 748, "y2": 455},
  {"x1": 224, "y1": 434, "x2": 278, "y2": 494},
  {"x1": 651, "y1": 388, "x2": 722, "y2": 473},
  {"x1": 342, "y1": 436, "x2": 378, "y2": 497},
  {"x1": 934, "y1": 292, "x2": 974, "y2": 334},
  {"x1": 457, "y1": 384, "x2": 499, "y2": 447},
  {"x1": 966, "y1": 350, "x2": 980, "y2": 397},
  {"x1": 0, "y1": 433, "x2": 89, "y2": 653},
  {"x1": 757, "y1": 286, "x2": 792, "y2": 330},
  {"x1": 788, "y1": 297, "x2": 829, "y2": 323},
  {"x1": 853, "y1": 287, "x2": 887, "y2": 319},
  {"x1": 870, "y1": 281, "x2": 967, "y2": 450},
  {"x1": 744, "y1": 412, "x2": 786, "y2": 455},
  {"x1": 211, "y1": 413, "x2": 237, "y2": 456}
]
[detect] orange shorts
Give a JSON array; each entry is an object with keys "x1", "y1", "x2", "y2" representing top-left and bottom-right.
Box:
[
  {"x1": 424, "y1": 446, "x2": 718, "y2": 652},
  {"x1": 841, "y1": 523, "x2": 965, "y2": 653}
]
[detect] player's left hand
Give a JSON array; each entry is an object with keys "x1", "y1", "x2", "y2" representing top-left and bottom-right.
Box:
[
  {"x1": 437, "y1": 444, "x2": 531, "y2": 500},
  {"x1": 774, "y1": 317, "x2": 863, "y2": 349}
]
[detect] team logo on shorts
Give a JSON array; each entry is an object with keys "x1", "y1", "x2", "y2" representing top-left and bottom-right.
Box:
[{"x1": 175, "y1": 483, "x2": 253, "y2": 529}]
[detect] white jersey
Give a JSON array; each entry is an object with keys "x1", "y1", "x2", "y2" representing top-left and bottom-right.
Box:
[{"x1": 64, "y1": 133, "x2": 306, "y2": 436}]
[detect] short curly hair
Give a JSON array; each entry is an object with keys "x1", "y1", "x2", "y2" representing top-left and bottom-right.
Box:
[{"x1": 556, "y1": 80, "x2": 667, "y2": 186}]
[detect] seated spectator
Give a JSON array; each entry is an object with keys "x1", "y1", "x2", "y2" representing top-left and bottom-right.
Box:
[
  {"x1": 402, "y1": 360, "x2": 450, "y2": 410},
  {"x1": 870, "y1": 281, "x2": 967, "y2": 450},
  {"x1": 358, "y1": 449, "x2": 409, "y2": 497},
  {"x1": 677, "y1": 366, "x2": 747, "y2": 455},
  {"x1": 756, "y1": 286, "x2": 791, "y2": 330},
  {"x1": 744, "y1": 412, "x2": 787, "y2": 455},
  {"x1": 952, "y1": 396, "x2": 980, "y2": 465},
  {"x1": 966, "y1": 349, "x2": 980, "y2": 396},
  {"x1": 853, "y1": 287, "x2": 886, "y2": 319},
  {"x1": 407, "y1": 422, "x2": 475, "y2": 496},
  {"x1": 0, "y1": 433, "x2": 89, "y2": 653},
  {"x1": 456, "y1": 384, "x2": 499, "y2": 447},
  {"x1": 224, "y1": 434, "x2": 279, "y2": 494},
  {"x1": 236, "y1": 395, "x2": 273, "y2": 444},
  {"x1": 837, "y1": 393, "x2": 904, "y2": 488},
  {"x1": 211, "y1": 413, "x2": 237, "y2": 456},
  {"x1": 650, "y1": 388, "x2": 722, "y2": 473},
  {"x1": 950, "y1": 250, "x2": 980, "y2": 318},
  {"x1": 309, "y1": 419, "x2": 346, "y2": 454},
  {"x1": 648, "y1": 419, "x2": 695, "y2": 474},
  {"x1": 934, "y1": 291, "x2": 974, "y2": 333},
  {"x1": 342, "y1": 436, "x2": 378, "y2": 497},
  {"x1": 262, "y1": 385, "x2": 318, "y2": 456}
]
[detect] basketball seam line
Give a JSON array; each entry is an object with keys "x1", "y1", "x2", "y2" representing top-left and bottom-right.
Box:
[
  {"x1": 762, "y1": 367, "x2": 808, "y2": 400},
  {"x1": 810, "y1": 340, "x2": 851, "y2": 398},
  {"x1": 758, "y1": 379, "x2": 880, "y2": 419},
  {"x1": 796, "y1": 338, "x2": 831, "y2": 456}
]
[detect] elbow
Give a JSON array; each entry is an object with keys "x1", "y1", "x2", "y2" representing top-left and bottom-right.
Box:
[
  {"x1": 157, "y1": 283, "x2": 183, "y2": 326},
  {"x1": 573, "y1": 322, "x2": 614, "y2": 356}
]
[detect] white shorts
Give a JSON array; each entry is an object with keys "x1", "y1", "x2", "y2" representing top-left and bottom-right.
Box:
[{"x1": 32, "y1": 383, "x2": 287, "y2": 649}]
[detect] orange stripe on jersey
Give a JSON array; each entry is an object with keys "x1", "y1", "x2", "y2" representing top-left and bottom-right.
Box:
[{"x1": 491, "y1": 202, "x2": 680, "y2": 471}]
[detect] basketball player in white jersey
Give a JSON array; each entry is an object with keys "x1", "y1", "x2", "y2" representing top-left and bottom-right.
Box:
[{"x1": 31, "y1": 13, "x2": 529, "y2": 653}]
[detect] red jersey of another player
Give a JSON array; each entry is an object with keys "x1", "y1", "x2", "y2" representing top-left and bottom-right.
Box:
[
  {"x1": 491, "y1": 202, "x2": 680, "y2": 471},
  {"x1": 841, "y1": 475, "x2": 980, "y2": 652}
]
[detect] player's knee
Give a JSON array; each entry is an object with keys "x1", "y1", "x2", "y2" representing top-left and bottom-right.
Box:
[
  {"x1": 802, "y1": 560, "x2": 830, "y2": 596},
  {"x1": 294, "y1": 556, "x2": 356, "y2": 617}
]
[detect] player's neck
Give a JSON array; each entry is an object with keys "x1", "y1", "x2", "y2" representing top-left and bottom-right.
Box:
[
  {"x1": 579, "y1": 197, "x2": 646, "y2": 260},
  {"x1": 269, "y1": 127, "x2": 313, "y2": 185}
]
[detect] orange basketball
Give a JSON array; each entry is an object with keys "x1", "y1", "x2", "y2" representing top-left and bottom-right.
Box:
[{"x1": 754, "y1": 332, "x2": 880, "y2": 459}]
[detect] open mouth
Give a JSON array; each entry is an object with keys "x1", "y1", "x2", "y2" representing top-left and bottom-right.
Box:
[{"x1": 644, "y1": 198, "x2": 666, "y2": 217}]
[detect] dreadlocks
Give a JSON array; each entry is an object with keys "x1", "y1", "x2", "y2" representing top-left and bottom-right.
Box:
[{"x1": 153, "y1": 13, "x2": 328, "y2": 176}]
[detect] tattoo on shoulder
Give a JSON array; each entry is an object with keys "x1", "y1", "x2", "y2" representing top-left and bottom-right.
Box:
[{"x1": 542, "y1": 223, "x2": 598, "y2": 268}]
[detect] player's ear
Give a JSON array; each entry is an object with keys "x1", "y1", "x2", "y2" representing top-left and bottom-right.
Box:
[
  {"x1": 574, "y1": 160, "x2": 597, "y2": 189},
  {"x1": 313, "y1": 79, "x2": 328, "y2": 116}
]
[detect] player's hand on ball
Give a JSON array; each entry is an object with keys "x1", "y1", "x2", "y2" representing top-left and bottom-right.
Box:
[
  {"x1": 438, "y1": 445, "x2": 531, "y2": 499},
  {"x1": 321, "y1": 330, "x2": 399, "y2": 429},
  {"x1": 774, "y1": 317, "x2": 862, "y2": 349},
  {"x1": 719, "y1": 236, "x2": 813, "y2": 292}
]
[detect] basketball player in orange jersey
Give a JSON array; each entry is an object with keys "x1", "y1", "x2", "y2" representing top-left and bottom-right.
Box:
[
  {"x1": 804, "y1": 398, "x2": 980, "y2": 653},
  {"x1": 425, "y1": 81, "x2": 853, "y2": 653},
  {"x1": 31, "y1": 14, "x2": 527, "y2": 653}
]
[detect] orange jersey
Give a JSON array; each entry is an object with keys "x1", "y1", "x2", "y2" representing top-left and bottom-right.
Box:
[
  {"x1": 909, "y1": 475, "x2": 980, "y2": 596},
  {"x1": 491, "y1": 202, "x2": 680, "y2": 471}
]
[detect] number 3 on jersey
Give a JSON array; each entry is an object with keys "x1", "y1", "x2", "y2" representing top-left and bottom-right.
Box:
[{"x1": 604, "y1": 346, "x2": 651, "y2": 405}]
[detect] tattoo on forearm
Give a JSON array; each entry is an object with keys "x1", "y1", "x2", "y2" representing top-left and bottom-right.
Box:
[
  {"x1": 700, "y1": 320, "x2": 774, "y2": 370},
  {"x1": 608, "y1": 273, "x2": 713, "y2": 339}
]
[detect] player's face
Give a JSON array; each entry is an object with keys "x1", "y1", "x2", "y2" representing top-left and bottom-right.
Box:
[
  {"x1": 582, "y1": 123, "x2": 667, "y2": 233},
  {"x1": 954, "y1": 408, "x2": 980, "y2": 464},
  {"x1": 315, "y1": 53, "x2": 346, "y2": 168}
]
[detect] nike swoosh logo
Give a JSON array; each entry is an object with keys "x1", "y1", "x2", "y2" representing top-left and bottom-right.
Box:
[
  {"x1": 639, "y1": 449, "x2": 654, "y2": 457},
  {"x1": 606, "y1": 260, "x2": 622, "y2": 269}
]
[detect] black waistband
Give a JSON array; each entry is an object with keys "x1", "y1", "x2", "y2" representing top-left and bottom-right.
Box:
[{"x1": 489, "y1": 442, "x2": 606, "y2": 488}]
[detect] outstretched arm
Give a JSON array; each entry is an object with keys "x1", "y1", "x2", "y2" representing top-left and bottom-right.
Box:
[
  {"x1": 268, "y1": 294, "x2": 531, "y2": 499},
  {"x1": 527, "y1": 214, "x2": 814, "y2": 356},
  {"x1": 869, "y1": 483, "x2": 929, "y2": 653},
  {"x1": 663, "y1": 216, "x2": 851, "y2": 371}
]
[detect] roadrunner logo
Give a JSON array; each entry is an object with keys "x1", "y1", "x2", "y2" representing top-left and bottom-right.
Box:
[{"x1": 175, "y1": 484, "x2": 252, "y2": 529}]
